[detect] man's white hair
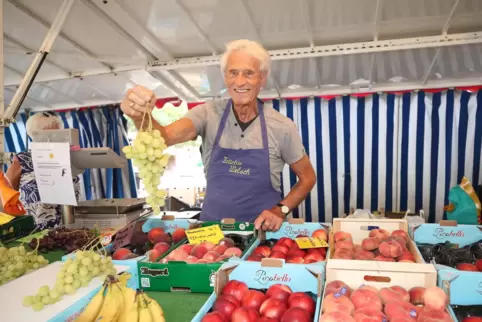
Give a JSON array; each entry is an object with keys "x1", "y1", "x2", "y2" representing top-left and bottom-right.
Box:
[
  {"x1": 220, "y1": 39, "x2": 271, "y2": 75},
  {"x1": 26, "y1": 112, "x2": 64, "y2": 138}
]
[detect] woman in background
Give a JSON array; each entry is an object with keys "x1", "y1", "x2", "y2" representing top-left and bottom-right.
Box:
[{"x1": 5, "y1": 112, "x2": 81, "y2": 230}]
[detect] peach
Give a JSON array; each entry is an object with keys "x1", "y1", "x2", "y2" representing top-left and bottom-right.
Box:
[
  {"x1": 312, "y1": 229, "x2": 329, "y2": 241},
  {"x1": 457, "y1": 263, "x2": 478, "y2": 271},
  {"x1": 216, "y1": 254, "x2": 231, "y2": 262},
  {"x1": 153, "y1": 242, "x2": 171, "y2": 255},
  {"x1": 358, "y1": 285, "x2": 379, "y2": 294},
  {"x1": 190, "y1": 245, "x2": 209, "y2": 259},
  {"x1": 332, "y1": 252, "x2": 354, "y2": 260},
  {"x1": 380, "y1": 286, "x2": 409, "y2": 304},
  {"x1": 185, "y1": 255, "x2": 198, "y2": 263},
  {"x1": 324, "y1": 280, "x2": 352, "y2": 298},
  {"x1": 423, "y1": 287, "x2": 447, "y2": 311},
  {"x1": 320, "y1": 311, "x2": 356, "y2": 322},
  {"x1": 369, "y1": 229, "x2": 390, "y2": 241},
  {"x1": 308, "y1": 247, "x2": 327, "y2": 257},
  {"x1": 171, "y1": 248, "x2": 189, "y2": 261},
  {"x1": 213, "y1": 245, "x2": 228, "y2": 255},
  {"x1": 417, "y1": 308, "x2": 452, "y2": 322},
  {"x1": 224, "y1": 247, "x2": 242, "y2": 258},
  {"x1": 147, "y1": 227, "x2": 166, "y2": 244},
  {"x1": 384, "y1": 302, "x2": 419, "y2": 321},
  {"x1": 408, "y1": 286, "x2": 426, "y2": 305},
  {"x1": 390, "y1": 229, "x2": 409, "y2": 241},
  {"x1": 322, "y1": 294, "x2": 355, "y2": 314},
  {"x1": 196, "y1": 259, "x2": 208, "y2": 263},
  {"x1": 152, "y1": 232, "x2": 171, "y2": 245},
  {"x1": 303, "y1": 252, "x2": 325, "y2": 263},
  {"x1": 374, "y1": 255, "x2": 395, "y2": 262},
  {"x1": 200, "y1": 241, "x2": 216, "y2": 250},
  {"x1": 335, "y1": 240, "x2": 354, "y2": 250},
  {"x1": 203, "y1": 250, "x2": 221, "y2": 261},
  {"x1": 355, "y1": 250, "x2": 376, "y2": 260},
  {"x1": 252, "y1": 246, "x2": 271, "y2": 257},
  {"x1": 389, "y1": 318, "x2": 415, "y2": 322},
  {"x1": 334, "y1": 231, "x2": 352, "y2": 242},
  {"x1": 361, "y1": 237, "x2": 380, "y2": 251},
  {"x1": 148, "y1": 249, "x2": 162, "y2": 262},
  {"x1": 397, "y1": 252, "x2": 415, "y2": 262},
  {"x1": 272, "y1": 244, "x2": 289, "y2": 255},
  {"x1": 277, "y1": 237, "x2": 294, "y2": 248},
  {"x1": 379, "y1": 240, "x2": 403, "y2": 258},
  {"x1": 112, "y1": 248, "x2": 131, "y2": 260},
  {"x1": 219, "y1": 238, "x2": 235, "y2": 248},
  {"x1": 351, "y1": 289, "x2": 383, "y2": 310},
  {"x1": 386, "y1": 236, "x2": 407, "y2": 248},
  {"x1": 178, "y1": 244, "x2": 194, "y2": 254},
  {"x1": 172, "y1": 228, "x2": 186, "y2": 243},
  {"x1": 286, "y1": 256, "x2": 304, "y2": 263},
  {"x1": 289, "y1": 249, "x2": 307, "y2": 258},
  {"x1": 353, "y1": 307, "x2": 387, "y2": 322},
  {"x1": 354, "y1": 245, "x2": 364, "y2": 255}
]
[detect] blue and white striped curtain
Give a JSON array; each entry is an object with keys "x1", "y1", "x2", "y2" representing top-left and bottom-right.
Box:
[
  {"x1": 4, "y1": 106, "x2": 137, "y2": 201},
  {"x1": 274, "y1": 89, "x2": 482, "y2": 224}
]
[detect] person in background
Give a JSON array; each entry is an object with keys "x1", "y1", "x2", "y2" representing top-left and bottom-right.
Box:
[
  {"x1": 5, "y1": 112, "x2": 81, "y2": 230},
  {"x1": 121, "y1": 39, "x2": 316, "y2": 231}
]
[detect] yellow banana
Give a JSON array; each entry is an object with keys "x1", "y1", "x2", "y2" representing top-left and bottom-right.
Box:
[
  {"x1": 119, "y1": 287, "x2": 137, "y2": 321},
  {"x1": 142, "y1": 293, "x2": 165, "y2": 322},
  {"x1": 75, "y1": 284, "x2": 106, "y2": 322},
  {"x1": 137, "y1": 296, "x2": 153, "y2": 322},
  {"x1": 117, "y1": 273, "x2": 132, "y2": 287},
  {"x1": 119, "y1": 292, "x2": 139, "y2": 322},
  {"x1": 95, "y1": 283, "x2": 125, "y2": 321}
]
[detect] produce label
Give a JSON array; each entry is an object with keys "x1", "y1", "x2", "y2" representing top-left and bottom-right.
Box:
[
  {"x1": 113, "y1": 222, "x2": 136, "y2": 250},
  {"x1": 186, "y1": 225, "x2": 224, "y2": 245},
  {"x1": 295, "y1": 237, "x2": 329, "y2": 249}
]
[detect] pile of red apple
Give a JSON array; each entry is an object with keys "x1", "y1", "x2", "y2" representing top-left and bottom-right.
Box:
[
  {"x1": 333, "y1": 229, "x2": 417, "y2": 262},
  {"x1": 202, "y1": 280, "x2": 316, "y2": 322},
  {"x1": 320, "y1": 280, "x2": 452, "y2": 321},
  {"x1": 455, "y1": 259, "x2": 482, "y2": 272},
  {"x1": 247, "y1": 229, "x2": 328, "y2": 264}
]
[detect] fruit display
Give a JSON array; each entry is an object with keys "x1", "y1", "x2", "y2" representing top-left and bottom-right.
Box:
[
  {"x1": 122, "y1": 107, "x2": 169, "y2": 210},
  {"x1": 153, "y1": 236, "x2": 244, "y2": 264},
  {"x1": 0, "y1": 244, "x2": 49, "y2": 286},
  {"x1": 74, "y1": 274, "x2": 165, "y2": 322},
  {"x1": 451, "y1": 305, "x2": 482, "y2": 322},
  {"x1": 23, "y1": 249, "x2": 117, "y2": 311},
  {"x1": 417, "y1": 239, "x2": 482, "y2": 270},
  {"x1": 332, "y1": 229, "x2": 417, "y2": 262},
  {"x1": 246, "y1": 229, "x2": 329, "y2": 264},
  {"x1": 28, "y1": 228, "x2": 97, "y2": 254},
  {"x1": 320, "y1": 281, "x2": 452, "y2": 321},
  {"x1": 201, "y1": 280, "x2": 316, "y2": 322}
]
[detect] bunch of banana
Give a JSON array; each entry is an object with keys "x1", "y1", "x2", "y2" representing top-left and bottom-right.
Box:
[{"x1": 75, "y1": 273, "x2": 165, "y2": 322}]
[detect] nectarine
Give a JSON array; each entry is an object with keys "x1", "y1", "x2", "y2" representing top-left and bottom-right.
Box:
[
  {"x1": 408, "y1": 286, "x2": 426, "y2": 305},
  {"x1": 147, "y1": 227, "x2": 165, "y2": 244},
  {"x1": 312, "y1": 229, "x2": 328, "y2": 241},
  {"x1": 222, "y1": 280, "x2": 249, "y2": 302},
  {"x1": 171, "y1": 228, "x2": 186, "y2": 243},
  {"x1": 288, "y1": 292, "x2": 315, "y2": 317},
  {"x1": 350, "y1": 289, "x2": 382, "y2": 310},
  {"x1": 112, "y1": 248, "x2": 132, "y2": 260},
  {"x1": 423, "y1": 287, "x2": 447, "y2": 311},
  {"x1": 334, "y1": 231, "x2": 352, "y2": 242},
  {"x1": 231, "y1": 307, "x2": 258, "y2": 321},
  {"x1": 320, "y1": 311, "x2": 356, "y2": 322},
  {"x1": 281, "y1": 307, "x2": 311, "y2": 322},
  {"x1": 201, "y1": 311, "x2": 226, "y2": 322},
  {"x1": 266, "y1": 284, "x2": 293, "y2": 304},
  {"x1": 259, "y1": 298, "x2": 287, "y2": 320}
]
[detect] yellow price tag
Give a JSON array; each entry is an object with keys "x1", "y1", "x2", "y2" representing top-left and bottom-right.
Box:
[
  {"x1": 186, "y1": 225, "x2": 224, "y2": 245},
  {"x1": 295, "y1": 237, "x2": 329, "y2": 249}
]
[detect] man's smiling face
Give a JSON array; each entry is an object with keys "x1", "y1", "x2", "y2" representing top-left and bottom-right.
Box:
[{"x1": 224, "y1": 50, "x2": 267, "y2": 107}]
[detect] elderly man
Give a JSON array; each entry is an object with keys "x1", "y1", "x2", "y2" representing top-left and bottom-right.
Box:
[{"x1": 121, "y1": 39, "x2": 316, "y2": 231}]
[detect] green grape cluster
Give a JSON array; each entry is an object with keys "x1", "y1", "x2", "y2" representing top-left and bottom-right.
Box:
[
  {"x1": 123, "y1": 130, "x2": 168, "y2": 210},
  {"x1": 23, "y1": 250, "x2": 116, "y2": 311},
  {"x1": 0, "y1": 245, "x2": 48, "y2": 286}
]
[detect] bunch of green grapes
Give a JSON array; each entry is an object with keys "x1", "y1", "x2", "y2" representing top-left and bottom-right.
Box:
[
  {"x1": 23, "y1": 249, "x2": 116, "y2": 311},
  {"x1": 0, "y1": 245, "x2": 49, "y2": 285},
  {"x1": 122, "y1": 129, "x2": 169, "y2": 210}
]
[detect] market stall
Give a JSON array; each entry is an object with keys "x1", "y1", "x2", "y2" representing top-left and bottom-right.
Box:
[{"x1": 0, "y1": 0, "x2": 481, "y2": 321}]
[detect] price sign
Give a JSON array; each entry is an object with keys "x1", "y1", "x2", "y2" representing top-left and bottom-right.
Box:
[
  {"x1": 186, "y1": 225, "x2": 224, "y2": 245},
  {"x1": 112, "y1": 222, "x2": 136, "y2": 250},
  {"x1": 295, "y1": 237, "x2": 329, "y2": 249}
]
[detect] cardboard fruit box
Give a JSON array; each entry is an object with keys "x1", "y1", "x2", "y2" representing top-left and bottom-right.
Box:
[
  {"x1": 191, "y1": 259, "x2": 324, "y2": 322},
  {"x1": 242, "y1": 219, "x2": 330, "y2": 266},
  {"x1": 137, "y1": 219, "x2": 257, "y2": 293},
  {"x1": 322, "y1": 259, "x2": 457, "y2": 321},
  {"x1": 413, "y1": 221, "x2": 482, "y2": 305},
  {"x1": 329, "y1": 218, "x2": 426, "y2": 265}
]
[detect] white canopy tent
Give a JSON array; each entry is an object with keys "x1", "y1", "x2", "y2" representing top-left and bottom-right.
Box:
[{"x1": 1, "y1": 0, "x2": 481, "y2": 113}]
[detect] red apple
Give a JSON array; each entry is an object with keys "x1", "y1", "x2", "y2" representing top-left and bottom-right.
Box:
[
  {"x1": 272, "y1": 244, "x2": 289, "y2": 255},
  {"x1": 222, "y1": 280, "x2": 249, "y2": 302},
  {"x1": 201, "y1": 311, "x2": 226, "y2": 322},
  {"x1": 260, "y1": 298, "x2": 288, "y2": 320},
  {"x1": 213, "y1": 297, "x2": 239, "y2": 320},
  {"x1": 269, "y1": 251, "x2": 287, "y2": 259},
  {"x1": 277, "y1": 237, "x2": 294, "y2": 248},
  {"x1": 253, "y1": 246, "x2": 272, "y2": 258},
  {"x1": 281, "y1": 307, "x2": 311, "y2": 322},
  {"x1": 457, "y1": 263, "x2": 478, "y2": 271},
  {"x1": 231, "y1": 307, "x2": 258, "y2": 322},
  {"x1": 311, "y1": 229, "x2": 328, "y2": 241},
  {"x1": 288, "y1": 293, "x2": 315, "y2": 317},
  {"x1": 242, "y1": 290, "x2": 267, "y2": 312},
  {"x1": 266, "y1": 284, "x2": 293, "y2": 304},
  {"x1": 112, "y1": 248, "x2": 131, "y2": 260}
]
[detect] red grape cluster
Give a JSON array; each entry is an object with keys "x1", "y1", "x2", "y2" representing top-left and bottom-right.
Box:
[{"x1": 28, "y1": 228, "x2": 97, "y2": 254}]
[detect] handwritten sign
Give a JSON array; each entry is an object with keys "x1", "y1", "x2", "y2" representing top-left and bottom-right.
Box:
[
  {"x1": 186, "y1": 225, "x2": 224, "y2": 245},
  {"x1": 295, "y1": 237, "x2": 329, "y2": 249},
  {"x1": 113, "y1": 222, "x2": 136, "y2": 250}
]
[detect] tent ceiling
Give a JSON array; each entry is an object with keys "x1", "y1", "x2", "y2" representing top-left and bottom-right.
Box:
[{"x1": 2, "y1": 0, "x2": 482, "y2": 112}]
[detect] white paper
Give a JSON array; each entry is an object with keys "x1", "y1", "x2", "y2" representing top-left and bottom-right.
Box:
[{"x1": 31, "y1": 142, "x2": 77, "y2": 206}]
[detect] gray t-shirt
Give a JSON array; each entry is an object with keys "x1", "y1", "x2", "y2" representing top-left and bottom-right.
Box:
[{"x1": 184, "y1": 99, "x2": 306, "y2": 192}]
